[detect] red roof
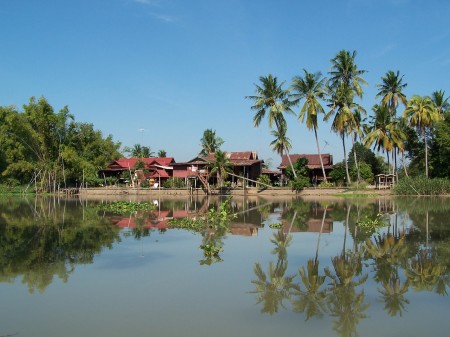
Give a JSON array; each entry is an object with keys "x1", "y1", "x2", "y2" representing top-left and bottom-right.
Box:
[
  {"x1": 278, "y1": 154, "x2": 333, "y2": 169},
  {"x1": 108, "y1": 157, "x2": 175, "y2": 170}
]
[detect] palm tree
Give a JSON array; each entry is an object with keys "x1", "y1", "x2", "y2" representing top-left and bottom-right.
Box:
[
  {"x1": 376, "y1": 70, "x2": 408, "y2": 178},
  {"x1": 250, "y1": 229, "x2": 297, "y2": 315},
  {"x1": 246, "y1": 74, "x2": 297, "y2": 178},
  {"x1": 124, "y1": 144, "x2": 154, "y2": 158},
  {"x1": 269, "y1": 121, "x2": 297, "y2": 179},
  {"x1": 431, "y1": 90, "x2": 449, "y2": 114},
  {"x1": 403, "y1": 95, "x2": 442, "y2": 177},
  {"x1": 376, "y1": 70, "x2": 408, "y2": 116},
  {"x1": 347, "y1": 108, "x2": 366, "y2": 183},
  {"x1": 208, "y1": 149, "x2": 231, "y2": 187},
  {"x1": 328, "y1": 50, "x2": 367, "y2": 99},
  {"x1": 364, "y1": 104, "x2": 394, "y2": 172},
  {"x1": 291, "y1": 69, "x2": 328, "y2": 182},
  {"x1": 199, "y1": 129, "x2": 224, "y2": 157},
  {"x1": 326, "y1": 50, "x2": 367, "y2": 185},
  {"x1": 157, "y1": 149, "x2": 167, "y2": 157}
]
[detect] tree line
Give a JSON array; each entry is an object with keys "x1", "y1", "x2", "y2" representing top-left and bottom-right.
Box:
[
  {"x1": 0, "y1": 96, "x2": 121, "y2": 191},
  {"x1": 246, "y1": 49, "x2": 450, "y2": 185}
]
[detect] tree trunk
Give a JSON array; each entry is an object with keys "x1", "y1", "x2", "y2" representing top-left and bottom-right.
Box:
[
  {"x1": 424, "y1": 129, "x2": 429, "y2": 178},
  {"x1": 341, "y1": 131, "x2": 351, "y2": 185},
  {"x1": 314, "y1": 127, "x2": 327, "y2": 183},
  {"x1": 402, "y1": 151, "x2": 409, "y2": 177},
  {"x1": 352, "y1": 133, "x2": 360, "y2": 183},
  {"x1": 285, "y1": 149, "x2": 298, "y2": 179}
]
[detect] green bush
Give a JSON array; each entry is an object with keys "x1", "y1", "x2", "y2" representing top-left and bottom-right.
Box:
[
  {"x1": 163, "y1": 177, "x2": 186, "y2": 188},
  {"x1": 319, "y1": 181, "x2": 335, "y2": 188},
  {"x1": 290, "y1": 176, "x2": 310, "y2": 192},
  {"x1": 394, "y1": 176, "x2": 450, "y2": 195},
  {"x1": 350, "y1": 161, "x2": 374, "y2": 183},
  {"x1": 257, "y1": 174, "x2": 272, "y2": 186}
]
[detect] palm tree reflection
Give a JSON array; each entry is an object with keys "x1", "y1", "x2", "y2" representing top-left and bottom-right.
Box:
[{"x1": 250, "y1": 229, "x2": 297, "y2": 315}]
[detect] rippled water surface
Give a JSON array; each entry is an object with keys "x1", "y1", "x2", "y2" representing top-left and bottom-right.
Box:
[{"x1": 1, "y1": 195, "x2": 449, "y2": 337}]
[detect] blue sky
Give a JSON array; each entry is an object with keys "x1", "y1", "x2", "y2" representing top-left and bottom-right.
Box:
[{"x1": 1, "y1": 0, "x2": 449, "y2": 167}]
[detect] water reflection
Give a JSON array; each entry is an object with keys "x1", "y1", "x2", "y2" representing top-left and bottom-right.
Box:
[
  {"x1": 1, "y1": 195, "x2": 449, "y2": 337},
  {"x1": 247, "y1": 197, "x2": 450, "y2": 337},
  {"x1": 0, "y1": 196, "x2": 121, "y2": 293}
]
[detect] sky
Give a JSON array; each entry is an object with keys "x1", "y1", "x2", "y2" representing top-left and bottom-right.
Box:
[{"x1": 1, "y1": 0, "x2": 449, "y2": 168}]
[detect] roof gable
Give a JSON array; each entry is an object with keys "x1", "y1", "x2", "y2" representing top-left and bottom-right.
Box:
[{"x1": 279, "y1": 154, "x2": 333, "y2": 168}]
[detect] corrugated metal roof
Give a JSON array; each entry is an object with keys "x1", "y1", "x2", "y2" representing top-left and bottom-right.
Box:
[{"x1": 278, "y1": 154, "x2": 333, "y2": 169}]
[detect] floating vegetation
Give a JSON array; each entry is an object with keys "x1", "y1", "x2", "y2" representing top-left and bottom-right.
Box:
[
  {"x1": 167, "y1": 217, "x2": 206, "y2": 231},
  {"x1": 357, "y1": 214, "x2": 388, "y2": 235},
  {"x1": 269, "y1": 223, "x2": 283, "y2": 229},
  {"x1": 97, "y1": 201, "x2": 156, "y2": 214}
]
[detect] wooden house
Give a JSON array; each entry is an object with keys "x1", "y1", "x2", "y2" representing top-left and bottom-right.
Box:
[{"x1": 278, "y1": 153, "x2": 333, "y2": 183}]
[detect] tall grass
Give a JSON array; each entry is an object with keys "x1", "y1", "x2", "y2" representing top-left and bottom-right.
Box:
[{"x1": 394, "y1": 176, "x2": 450, "y2": 195}]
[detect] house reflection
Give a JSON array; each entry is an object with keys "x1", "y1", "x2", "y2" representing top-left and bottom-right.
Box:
[{"x1": 110, "y1": 198, "x2": 265, "y2": 236}]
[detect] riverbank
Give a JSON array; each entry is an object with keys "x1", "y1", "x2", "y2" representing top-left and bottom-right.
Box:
[{"x1": 78, "y1": 186, "x2": 392, "y2": 198}]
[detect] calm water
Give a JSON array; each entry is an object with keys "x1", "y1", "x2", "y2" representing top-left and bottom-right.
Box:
[{"x1": 0, "y1": 195, "x2": 449, "y2": 337}]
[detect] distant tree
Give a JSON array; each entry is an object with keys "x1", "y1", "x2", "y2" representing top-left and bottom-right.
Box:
[
  {"x1": 208, "y1": 149, "x2": 232, "y2": 187},
  {"x1": 124, "y1": 144, "x2": 153, "y2": 158},
  {"x1": 348, "y1": 142, "x2": 383, "y2": 176},
  {"x1": 403, "y1": 95, "x2": 442, "y2": 177},
  {"x1": 157, "y1": 149, "x2": 167, "y2": 157},
  {"x1": 199, "y1": 129, "x2": 224, "y2": 157},
  {"x1": 246, "y1": 74, "x2": 297, "y2": 178},
  {"x1": 291, "y1": 69, "x2": 328, "y2": 182},
  {"x1": 326, "y1": 50, "x2": 367, "y2": 185}
]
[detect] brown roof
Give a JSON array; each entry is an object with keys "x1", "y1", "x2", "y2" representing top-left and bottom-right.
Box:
[{"x1": 278, "y1": 154, "x2": 333, "y2": 169}]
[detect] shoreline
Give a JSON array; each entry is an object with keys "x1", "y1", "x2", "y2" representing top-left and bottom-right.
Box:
[{"x1": 77, "y1": 186, "x2": 393, "y2": 198}]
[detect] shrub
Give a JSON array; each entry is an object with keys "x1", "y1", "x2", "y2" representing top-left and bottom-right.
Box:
[
  {"x1": 290, "y1": 176, "x2": 310, "y2": 192},
  {"x1": 257, "y1": 174, "x2": 272, "y2": 187},
  {"x1": 394, "y1": 176, "x2": 450, "y2": 195},
  {"x1": 163, "y1": 177, "x2": 186, "y2": 188}
]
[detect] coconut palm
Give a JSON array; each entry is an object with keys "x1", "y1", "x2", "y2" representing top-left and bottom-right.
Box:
[
  {"x1": 157, "y1": 149, "x2": 167, "y2": 157},
  {"x1": 199, "y1": 129, "x2": 224, "y2": 157},
  {"x1": 328, "y1": 50, "x2": 367, "y2": 99},
  {"x1": 403, "y1": 95, "x2": 442, "y2": 177},
  {"x1": 376, "y1": 70, "x2": 408, "y2": 116},
  {"x1": 347, "y1": 108, "x2": 366, "y2": 183},
  {"x1": 326, "y1": 51, "x2": 367, "y2": 185},
  {"x1": 269, "y1": 121, "x2": 297, "y2": 179},
  {"x1": 364, "y1": 104, "x2": 394, "y2": 171},
  {"x1": 207, "y1": 149, "x2": 231, "y2": 188},
  {"x1": 247, "y1": 74, "x2": 297, "y2": 178},
  {"x1": 325, "y1": 83, "x2": 359, "y2": 184},
  {"x1": 376, "y1": 70, "x2": 408, "y2": 178},
  {"x1": 291, "y1": 69, "x2": 328, "y2": 182},
  {"x1": 431, "y1": 90, "x2": 449, "y2": 114},
  {"x1": 124, "y1": 144, "x2": 153, "y2": 158}
]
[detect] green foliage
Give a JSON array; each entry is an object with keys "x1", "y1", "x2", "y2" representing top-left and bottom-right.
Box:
[
  {"x1": 163, "y1": 177, "x2": 186, "y2": 188},
  {"x1": 319, "y1": 181, "x2": 335, "y2": 188},
  {"x1": 350, "y1": 161, "x2": 374, "y2": 183},
  {"x1": 356, "y1": 214, "x2": 388, "y2": 236},
  {"x1": 394, "y1": 176, "x2": 450, "y2": 195},
  {"x1": 269, "y1": 223, "x2": 283, "y2": 229},
  {"x1": 96, "y1": 201, "x2": 156, "y2": 214},
  {"x1": 140, "y1": 179, "x2": 150, "y2": 188},
  {"x1": 257, "y1": 174, "x2": 272, "y2": 186},
  {"x1": 200, "y1": 243, "x2": 223, "y2": 257},
  {"x1": 348, "y1": 142, "x2": 384, "y2": 176},
  {"x1": 290, "y1": 176, "x2": 310, "y2": 192},
  {"x1": 285, "y1": 158, "x2": 310, "y2": 181},
  {"x1": 0, "y1": 97, "x2": 121, "y2": 191},
  {"x1": 330, "y1": 161, "x2": 347, "y2": 186}
]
